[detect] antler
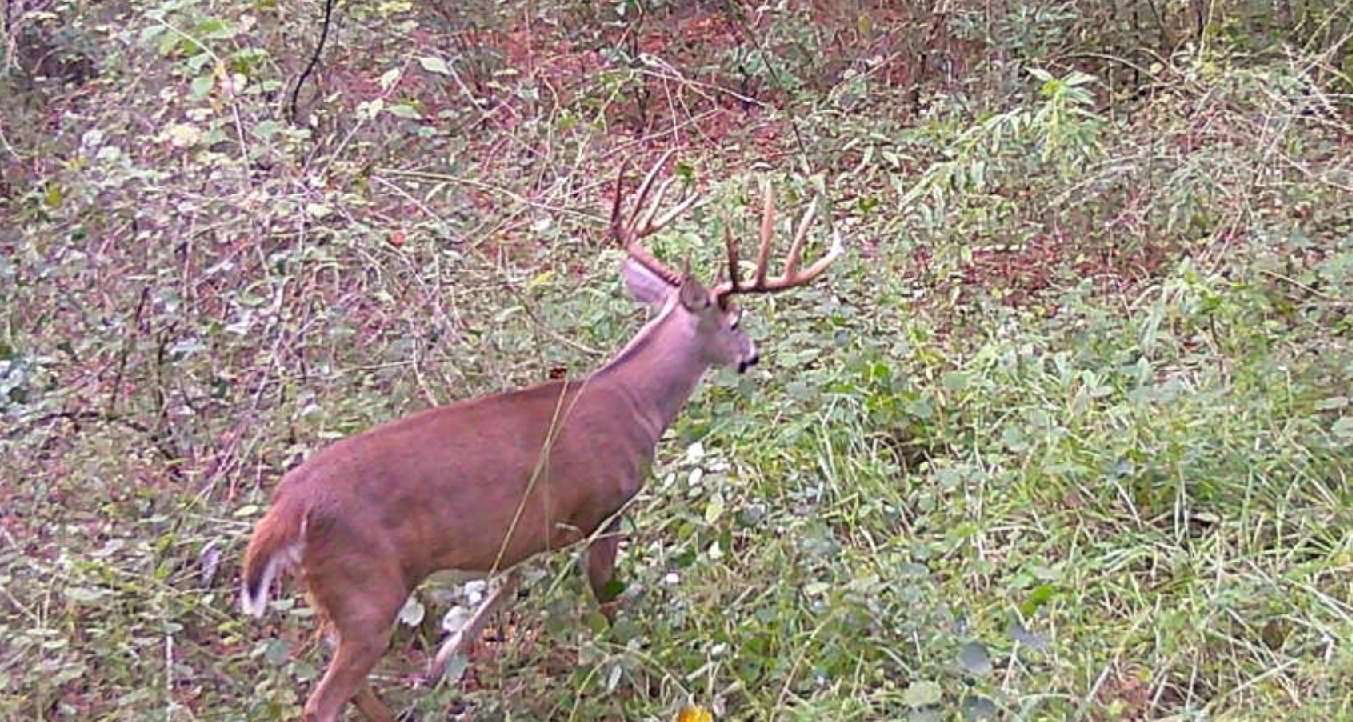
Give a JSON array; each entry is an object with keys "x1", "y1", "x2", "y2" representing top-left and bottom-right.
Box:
[
  {"x1": 610, "y1": 150, "x2": 702, "y2": 286},
  {"x1": 712, "y1": 180, "x2": 845, "y2": 301}
]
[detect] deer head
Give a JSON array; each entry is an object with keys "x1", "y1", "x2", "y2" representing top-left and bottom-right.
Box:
[{"x1": 608, "y1": 151, "x2": 845, "y2": 376}]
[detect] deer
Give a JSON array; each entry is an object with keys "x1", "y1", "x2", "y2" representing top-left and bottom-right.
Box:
[{"x1": 238, "y1": 152, "x2": 844, "y2": 722}]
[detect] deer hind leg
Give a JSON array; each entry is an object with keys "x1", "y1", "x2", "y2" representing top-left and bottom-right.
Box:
[
  {"x1": 585, "y1": 519, "x2": 623, "y2": 619},
  {"x1": 302, "y1": 568, "x2": 407, "y2": 722},
  {"x1": 351, "y1": 684, "x2": 396, "y2": 721}
]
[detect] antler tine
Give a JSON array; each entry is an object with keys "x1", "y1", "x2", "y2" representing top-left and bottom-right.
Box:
[
  {"x1": 648, "y1": 182, "x2": 701, "y2": 233},
  {"x1": 781, "y1": 198, "x2": 818, "y2": 279},
  {"x1": 753, "y1": 180, "x2": 775, "y2": 287},
  {"x1": 609, "y1": 158, "x2": 633, "y2": 243},
  {"x1": 722, "y1": 212, "x2": 741, "y2": 293},
  {"x1": 626, "y1": 149, "x2": 675, "y2": 234},
  {"x1": 609, "y1": 150, "x2": 699, "y2": 287},
  {"x1": 712, "y1": 184, "x2": 844, "y2": 300},
  {"x1": 635, "y1": 176, "x2": 675, "y2": 235},
  {"x1": 772, "y1": 227, "x2": 843, "y2": 289}
]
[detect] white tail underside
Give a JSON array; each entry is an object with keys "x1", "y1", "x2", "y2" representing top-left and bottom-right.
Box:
[{"x1": 240, "y1": 541, "x2": 303, "y2": 617}]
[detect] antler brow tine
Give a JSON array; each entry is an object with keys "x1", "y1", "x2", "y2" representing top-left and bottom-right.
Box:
[
  {"x1": 722, "y1": 212, "x2": 741, "y2": 291},
  {"x1": 610, "y1": 158, "x2": 630, "y2": 237}
]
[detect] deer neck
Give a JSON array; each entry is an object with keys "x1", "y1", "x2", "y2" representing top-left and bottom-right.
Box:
[{"x1": 592, "y1": 297, "x2": 709, "y2": 444}]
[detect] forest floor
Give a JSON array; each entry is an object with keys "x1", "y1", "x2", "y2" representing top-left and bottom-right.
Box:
[{"x1": 3, "y1": 2, "x2": 1352, "y2": 720}]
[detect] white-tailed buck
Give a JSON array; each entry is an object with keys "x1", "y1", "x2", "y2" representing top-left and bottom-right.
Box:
[{"x1": 239, "y1": 152, "x2": 844, "y2": 722}]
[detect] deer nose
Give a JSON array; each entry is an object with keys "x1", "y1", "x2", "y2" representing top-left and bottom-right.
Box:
[{"x1": 737, "y1": 353, "x2": 759, "y2": 374}]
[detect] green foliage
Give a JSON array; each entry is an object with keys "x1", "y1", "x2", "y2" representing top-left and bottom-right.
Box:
[
  {"x1": 2, "y1": 0, "x2": 1352, "y2": 720},
  {"x1": 903, "y1": 66, "x2": 1105, "y2": 215}
]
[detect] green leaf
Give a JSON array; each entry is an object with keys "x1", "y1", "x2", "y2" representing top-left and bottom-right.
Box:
[
  {"x1": 802, "y1": 581, "x2": 830, "y2": 597},
  {"x1": 194, "y1": 17, "x2": 233, "y2": 39},
  {"x1": 703, "y1": 492, "x2": 725, "y2": 524},
  {"x1": 398, "y1": 596, "x2": 425, "y2": 626},
  {"x1": 64, "y1": 586, "x2": 107, "y2": 605},
  {"x1": 958, "y1": 641, "x2": 992, "y2": 675},
  {"x1": 962, "y1": 695, "x2": 998, "y2": 721},
  {"x1": 264, "y1": 638, "x2": 290, "y2": 665},
  {"x1": 292, "y1": 660, "x2": 318, "y2": 681},
  {"x1": 187, "y1": 51, "x2": 213, "y2": 72},
  {"x1": 527, "y1": 270, "x2": 555, "y2": 289},
  {"x1": 941, "y1": 371, "x2": 970, "y2": 391},
  {"x1": 251, "y1": 120, "x2": 283, "y2": 140},
  {"x1": 1008, "y1": 620, "x2": 1049, "y2": 650},
  {"x1": 785, "y1": 381, "x2": 813, "y2": 400},
  {"x1": 440, "y1": 652, "x2": 469, "y2": 683},
  {"x1": 903, "y1": 680, "x2": 942, "y2": 707},
  {"x1": 138, "y1": 25, "x2": 166, "y2": 46},
  {"x1": 419, "y1": 56, "x2": 452, "y2": 76},
  {"x1": 1020, "y1": 583, "x2": 1058, "y2": 616},
  {"x1": 1333, "y1": 416, "x2": 1353, "y2": 441},
  {"x1": 164, "y1": 122, "x2": 202, "y2": 148},
  {"x1": 386, "y1": 103, "x2": 421, "y2": 120},
  {"x1": 190, "y1": 74, "x2": 215, "y2": 99}
]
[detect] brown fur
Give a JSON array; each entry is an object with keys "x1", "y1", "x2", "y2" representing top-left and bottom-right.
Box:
[{"x1": 241, "y1": 372, "x2": 702, "y2": 722}]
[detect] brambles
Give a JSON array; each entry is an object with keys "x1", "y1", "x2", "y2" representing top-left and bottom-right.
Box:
[{"x1": 2, "y1": 1, "x2": 1351, "y2": 720}]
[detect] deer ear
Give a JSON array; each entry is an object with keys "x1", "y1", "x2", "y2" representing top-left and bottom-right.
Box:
[
  {"x1": 621, "y1": 258, "x2": 674, "y2": 306},
  {"x1": 678, "y1": 273, "x2": 711, "y2": 311}
]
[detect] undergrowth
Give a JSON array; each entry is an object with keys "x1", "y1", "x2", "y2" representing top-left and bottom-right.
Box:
[{"x1": 2, "y1": 0, "x2": 1351, "y2": 720}]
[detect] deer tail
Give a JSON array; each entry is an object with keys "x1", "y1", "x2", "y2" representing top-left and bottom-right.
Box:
[{"x1": 240, "y1": 494, "x2": 306, "y2": 617}]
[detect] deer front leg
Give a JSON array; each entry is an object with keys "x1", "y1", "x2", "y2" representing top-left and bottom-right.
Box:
[
  {"x1": 586, "y1": 518, "x2": 624, "y2": 620},
  {"x1": 425, "y1": 571, "x2": 522, "y2": 684}
]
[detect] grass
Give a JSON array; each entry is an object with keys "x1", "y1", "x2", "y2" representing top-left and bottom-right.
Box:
[{"x1": 2, "y1": 0, "x2": 1352, "y2": 720}]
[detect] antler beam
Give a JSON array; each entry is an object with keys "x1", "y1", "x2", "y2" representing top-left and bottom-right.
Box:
[
  {"x1": 610, "y1": 150, "x2": 702, "y2": 287},
  {"x1": 713, "y1": 182, "x2": 844, "y2": 301}
]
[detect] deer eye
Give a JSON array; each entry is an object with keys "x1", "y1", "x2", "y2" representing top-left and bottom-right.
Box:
[{"x1": 729, "y1": 309, "x2": 743, "y2": 330}]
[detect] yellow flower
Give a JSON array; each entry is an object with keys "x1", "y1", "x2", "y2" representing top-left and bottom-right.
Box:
[{"x1": 676, "y1": 704, "x2": 714, "y2": 722}]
